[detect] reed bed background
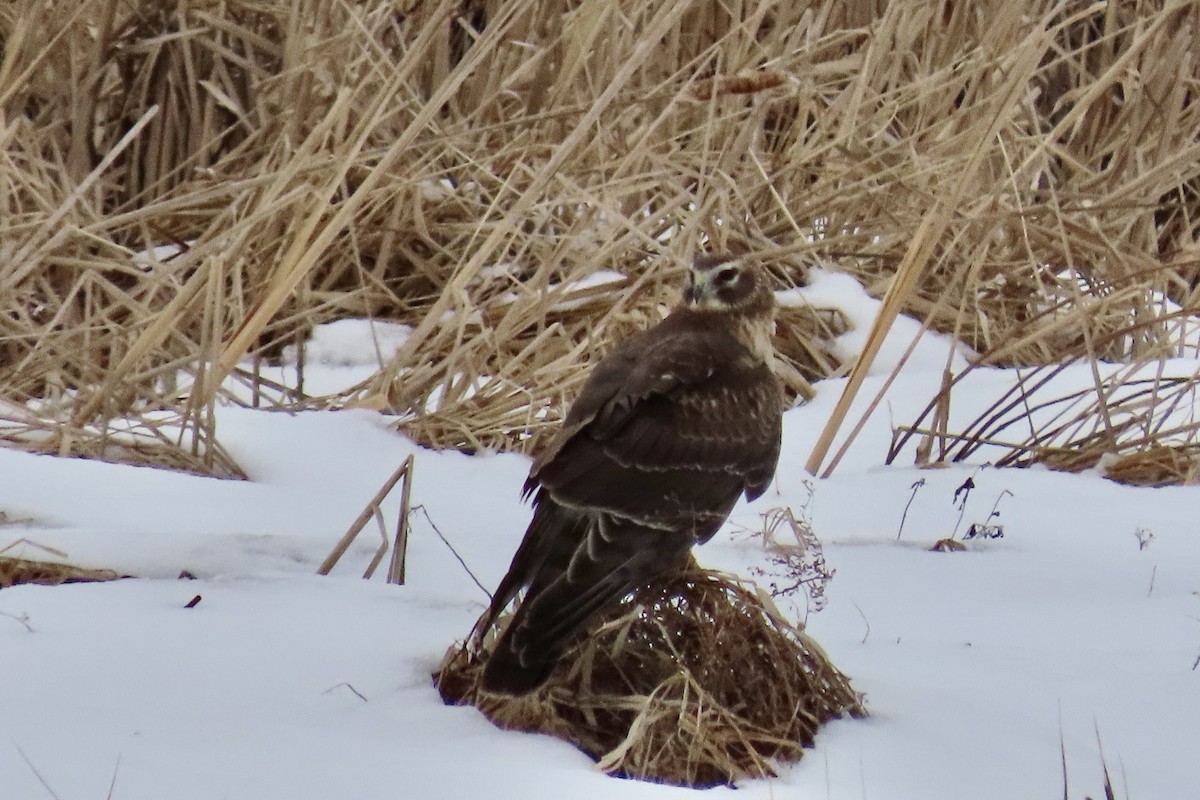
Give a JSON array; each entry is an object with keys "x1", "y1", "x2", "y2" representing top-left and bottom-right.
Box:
[{"x1": 3, "y1": 0, "x2": 1200, "y2": 479}]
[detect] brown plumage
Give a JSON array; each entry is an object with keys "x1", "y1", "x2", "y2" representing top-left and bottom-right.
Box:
[{"x1": 477, "y1": 254, "x2": 785, "y2": 695}]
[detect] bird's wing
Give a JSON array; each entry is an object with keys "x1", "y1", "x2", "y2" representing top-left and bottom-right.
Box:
[{"x1": 527, "y1": 316, "x2": 783, "y2": 535}]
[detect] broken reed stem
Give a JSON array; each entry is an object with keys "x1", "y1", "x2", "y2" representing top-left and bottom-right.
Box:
[
  {"x1": 387, "y1": 454, "x2": 415, "y2": 585},
  {"x1": 363, "y1": 505, "x2": 390, "y2": 580},
  {"x1": 317, "y1": 456, "x2": 414, "y2": 580}
]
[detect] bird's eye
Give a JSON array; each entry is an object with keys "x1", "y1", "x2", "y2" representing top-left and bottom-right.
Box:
[{"x1": 715, "y1": 267, "x2": 738, "y2": 285}]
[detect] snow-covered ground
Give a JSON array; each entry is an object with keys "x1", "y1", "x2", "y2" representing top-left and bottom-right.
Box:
[{"x1": 2, "y1": 275, "x2": 1198, "y2": 799}]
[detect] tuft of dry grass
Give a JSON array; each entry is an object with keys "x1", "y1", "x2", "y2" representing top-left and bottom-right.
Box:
[
  {"x1": 2, "y1": 1, "x2": 1200, "y2": 478},
  {"x1": 1101, "y1": 445, "x2": 1200, "y2": 487},
  {"x1": 434, "y1": 569, "x2": 864, "y2": 787},
  {"x1": 0, "y1": 555, "x2": 127, "y2": 589}
]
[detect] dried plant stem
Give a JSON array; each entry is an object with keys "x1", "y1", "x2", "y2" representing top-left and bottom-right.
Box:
[{"x1": 317, "y1": 456, "x2": 413, "y2": 581}]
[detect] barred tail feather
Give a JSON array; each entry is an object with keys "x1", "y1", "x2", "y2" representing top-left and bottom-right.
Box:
[{"x1": 479, "y1": 521, "x2": 691, "y2": 696}]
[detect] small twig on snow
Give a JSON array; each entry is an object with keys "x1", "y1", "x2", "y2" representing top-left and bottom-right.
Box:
[
  {"x1": 411, "y1": 504, "x2": 491, "y2": 600},
  {"x1": 0, "y1": 610, "x2": 33, "y2": 632}
]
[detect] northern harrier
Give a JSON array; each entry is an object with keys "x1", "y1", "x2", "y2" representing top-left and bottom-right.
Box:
[{"x1": 477, "y1": 254, "x2": 785, "y2": 695}]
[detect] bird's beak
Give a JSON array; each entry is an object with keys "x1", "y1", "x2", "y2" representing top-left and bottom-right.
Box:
[{"x1": 684, "y1": 269, "x2": 710, "y2": 304}]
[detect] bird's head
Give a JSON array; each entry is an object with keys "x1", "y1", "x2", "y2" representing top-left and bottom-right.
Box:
[{"x1": 682, "y1": 254, "x2": 774, "y2": 316}]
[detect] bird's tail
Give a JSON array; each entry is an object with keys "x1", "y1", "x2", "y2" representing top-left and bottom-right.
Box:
[
  {"x1": 479, "y1": 569, "x2": 615, "y2": 695},
  {"x1": 477, "y1": 623, "x2": 561, "y2": 696},
  {"x1": 479, "y1": 519, "x2": 691, "y2": 696}
]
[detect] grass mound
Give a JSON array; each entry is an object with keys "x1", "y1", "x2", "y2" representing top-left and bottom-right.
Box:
[{"x1": 435, "y1": 570, "x2": 864, "y2": 787}]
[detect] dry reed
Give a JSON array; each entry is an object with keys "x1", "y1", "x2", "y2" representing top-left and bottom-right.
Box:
[{"x1": 2, "y1": 0, "x2": 1200, "y2": 478}]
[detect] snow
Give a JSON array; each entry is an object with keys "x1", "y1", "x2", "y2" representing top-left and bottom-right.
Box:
[
  {"x1": 131, "y1": 242, "x2": 186, "y2": 270},
  {"x1": 280, "y1": 319, "x2": 413, "y2": 369},
  {"x1": 3, "y1": 278, "x2": 1199, "y2": 799},
  {"x1": 215, "y1": 319, "x2": 414, "y2": 402},
  {"x1": 779, "y1": 267, "x2": 976, "y2": 376}
]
